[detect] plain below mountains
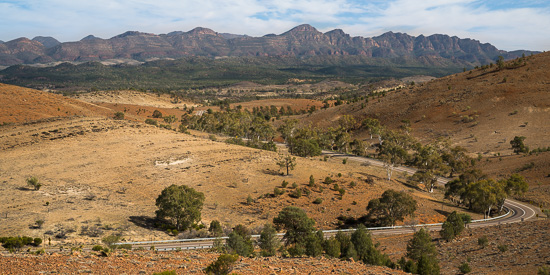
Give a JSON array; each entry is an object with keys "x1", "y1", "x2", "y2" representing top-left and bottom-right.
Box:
[{"x1": 0, "y1": 24, "x2": 536, "y2": 67}]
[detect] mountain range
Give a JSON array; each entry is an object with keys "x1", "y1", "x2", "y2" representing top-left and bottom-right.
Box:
[{"x1": 0, "y1": 24, "x2": 536, "y2": 67}]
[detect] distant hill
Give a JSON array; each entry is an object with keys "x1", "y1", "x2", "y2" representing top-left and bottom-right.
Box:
[{"x1": 0, "y1": 24, "x2": 536, "y2": 66}]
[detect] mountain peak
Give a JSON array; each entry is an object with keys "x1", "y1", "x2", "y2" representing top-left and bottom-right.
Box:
[
  {"x1": 112, "y1": 31, "x2": 153, "y2": 39},
  {"x1": 187, "y1": 27, "x2": 218, "y2": 36},
  {"x1": 283, "y1": 24, "x2": 320, "y2": 35},
  {"x1": 81, "y1": 35, "x2": 101, "y2": 41},
  {"x1": 32, "y1": 36, "x2": 61, "y2": 48}
]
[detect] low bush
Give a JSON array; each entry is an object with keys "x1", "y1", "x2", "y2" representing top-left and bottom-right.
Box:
[
  {"x1": 204, "y1": 254, "x2": 239, "y2": 275},
  {"x1": 145, "y1": 119, "x2": 158, "y2": 126},
  {"x1": 477, "y1": 236, "x2": 488, "y2": 248},
  {"x1": 459, "y1": 262, "x2": 471, "y2": 273}
]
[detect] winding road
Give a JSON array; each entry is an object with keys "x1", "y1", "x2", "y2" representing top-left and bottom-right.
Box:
[{"x1": 117, "y1": 150, "x2": 541, "y2": 251}]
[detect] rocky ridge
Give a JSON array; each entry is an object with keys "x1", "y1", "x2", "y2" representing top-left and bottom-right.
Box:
[{"x1": 0, "y1": 24, "x2": 536, "y2": 66}]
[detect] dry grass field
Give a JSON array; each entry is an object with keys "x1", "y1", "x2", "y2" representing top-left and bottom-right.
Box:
[{"x1": 0, "y1": 113, "x2": 470, "y2": 246}]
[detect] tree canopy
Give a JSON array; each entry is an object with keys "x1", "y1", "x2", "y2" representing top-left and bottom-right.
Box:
[
  {"x1": 273, "y1": 206, "x2": 316, "y2": 247},
  {"x1": 155, "y1": 184, "x2": 205, "y2": 231},
  {"x1": 367, "y1": 189, "x2": 417, "y2": 227}
]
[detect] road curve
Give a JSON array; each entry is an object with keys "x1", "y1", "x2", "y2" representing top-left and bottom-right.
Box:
[{"x1": 120, "y1": 149, "x2": 540, "y2": 251}]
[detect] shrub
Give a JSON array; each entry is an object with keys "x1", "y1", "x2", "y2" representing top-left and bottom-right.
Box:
[
  {"x1": 324, "y1": 177, "x2": 333, "y2": 184},
  {"x1": 152, "y1": 110, "x2": 163, "y2": 118},
  {"x1": 204, "y1": 254, "x2": 239, "y2": 275},
  {"x1": 209, "y1": 134, "x2": 217, "y2": 141},
  {"x1": 313, "y1": 198, "x2": 323, "y2": 204},
  {"x1": 209, "y1": 220, "x2": 223, "y2": 237},
  {"x1": 308, "y1": 175, "x2": 315, "y2": 187},
  {"x1": 35, "y1": 220, "x2": 45, "y2": 229},
  {"x1": 289, "y1": 188, "x2": 302, "y2": 198},
  {"x1": 478, "y1": 236, "x2": 488, "y2": 248},
  {"x1": 273, "y1": 187, "x2": 284, "y2": 196},
  {"x1": 80, "y1": 225, "x2": 103, "y2": 237},
  {"x1": 246, "y1": 195, "x2": 254, "y2": 205},
  {"x1": 538, "y1": 266, "x2": 550, "y2": 275},
  {"x1": 459, "y1": 262, "x2": 471, "y2": 273},
  {"x1": 26, "y1": 177, "x2": 42, "y2": 191},
  {"x1": 102, "y1": 234, "x2": 121, "y2": 249},
  {"x1": 33, "y1": 238, "x2": 42, "y2": 246},
  {"x1": 281, "y1": 180, "x2": 289, "y2": 188},
  {"x1": 342, "y1": 158, "x2": 347, "y2": 165},
  {"x1": 145, "y1": 118, "x2": 158, "y2": 126},
  {"x1": 113, "y1": 112, "x2": 125, "y2": 120},
  {"x1": 349, "y1": 181, "x2": 357, "y2": 188},
  {"x1": 153, "y1": 271, "x2": 176, "y2": 275},
  {"x1": 92, "y1": 245, "x2": 103, "y2": 251},
  {"x1": 497, "y1": 244, "x2": 508, "y2": 253}
]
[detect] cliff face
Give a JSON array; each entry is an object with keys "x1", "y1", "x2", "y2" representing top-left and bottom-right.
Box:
[{"x1": 0, "y1": 24, "x2": 535, "y2": 66}]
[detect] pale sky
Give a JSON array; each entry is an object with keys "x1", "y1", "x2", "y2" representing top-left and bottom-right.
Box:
[{"x1": 1, "y1": 0, "x2": 549, "y2": 51}]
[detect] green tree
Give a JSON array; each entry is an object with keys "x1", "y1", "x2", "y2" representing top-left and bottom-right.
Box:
[
  {"x1": 335, "y1": 230, "x2": 353, "y2": 259},
  {"x1": 367, "y1": 189, "x2": 417, "y2": 226},
  {"x1": 406, "y1": 228, "x2": 437, "y2": 261},
  {"x1": 305, "y1": 230, "x2": 324, "y2": 257},
  {"x1": 503, "y1": 173, "x2": 528, "y2": 197},
  {"x1": 324, "y1": 236, "x2": 341, "y2": 258},
  {"x1": 258, "y1": 223, "x2": 280, "y2": 256},
  {"x1": 413, "y1": 143, "x2": 449, "y2": 193},
  {"x1": 155, "y1": 185, "x2": 205, "y2": 231},
  {"x1": 276, "y1": 154, "x2": 297, "y2": 175},
  {"x1": 226, "y1": 224, "x2": 253, "y2": 256},
  {"x1": 416, "y1": 254, "x2": 440, "y2": 275},
  {"x1": 273, "y1": 206, "x2": 316, "y2": 248},
  {"x1": 292, "y1": 138, "x2": 322, "y2": 157},
  {"x1": 361, "y1": 118, "x2": 381, "y2": 139},
  {"x1": 204, "y1": 254, "x2": 239, "y2": 275},
  {"x1": 26, "y1": 176, "x2": 42, "y2": 191},
  {"x1": 440, "y1": 211, "x2": 465, "y2": 241},
  {"x1": 510, "y1": 136, "x2": 528, "y2": 154},
  {"x1": 351, "y1": 224, "x2": 389, "y2": 266},
  {"x1": 496, "y1": 55, "x2": 505, "y2": 70},
  {"x1": 209, "y1": 220, "x2": 223, "y2": 237}
]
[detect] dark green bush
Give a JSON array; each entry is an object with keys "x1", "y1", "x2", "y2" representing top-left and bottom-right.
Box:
[
  {"x1": 145, "y1": 119, "x2": 158, "y2": 126},
  {"x1": 459, "y1": 262, "x2": 471, "y2": 273},
  {"x1": 204, "y1": 254, "x2": 239, "y2": 275}
]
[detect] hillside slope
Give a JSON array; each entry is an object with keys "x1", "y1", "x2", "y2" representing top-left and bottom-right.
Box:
[
  {"x1": 304, "y1": 52, "x2": 550, "y2": 155},
  {"x1": 299, "y1": 52, "x2": 550, "y2": 202},
  {"x1": 0, "y1": 83, "x2": 113, "y2": 124}
]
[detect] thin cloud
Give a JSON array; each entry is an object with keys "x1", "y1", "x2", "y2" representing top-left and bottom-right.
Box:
[{"x1": 0, "y1": 0, "x2": 548, "y2": 50}]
